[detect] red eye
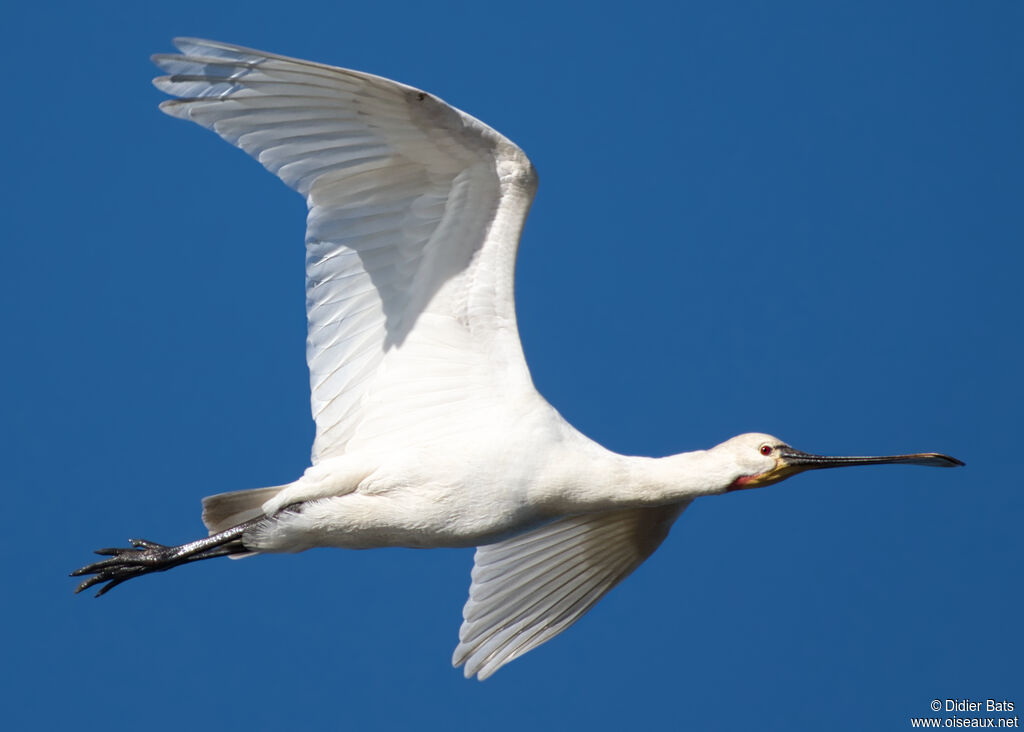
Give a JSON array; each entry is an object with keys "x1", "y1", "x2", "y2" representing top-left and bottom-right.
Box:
[{"x1": 760, "y1": 445, "x2": 773, "y2": 456}]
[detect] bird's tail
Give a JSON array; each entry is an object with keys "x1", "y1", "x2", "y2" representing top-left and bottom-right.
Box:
[{"x1": 202, "y1": 485, "x2": 284, "y2": 536}]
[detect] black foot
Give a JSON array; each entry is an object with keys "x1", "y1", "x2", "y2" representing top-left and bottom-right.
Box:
[
  {"x1": 71, "y1": 516, "x2": 265, "y2": 597},
  {"x1": 71, "y1": 539, "x2": 185, "y2": 596}
]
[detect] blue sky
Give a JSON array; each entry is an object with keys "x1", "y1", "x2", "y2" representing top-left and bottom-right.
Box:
[{"x1": 4, "y1": 1, "x2": 1021, "y2": 729}]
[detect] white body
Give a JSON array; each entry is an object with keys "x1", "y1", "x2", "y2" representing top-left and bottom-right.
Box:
[
  {"x1": 152, "y1": 39, "x2": 796, "y2": 680},
  {"x1": 256, "y1": 427, "x2": 735, "y2": 552}
]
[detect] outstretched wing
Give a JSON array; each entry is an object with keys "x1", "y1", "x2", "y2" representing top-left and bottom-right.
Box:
[
  {"x1": 453, "y1": 503, "x2": 690, "y2": 680},
  {"x1": 153, "y1": 39, "x2": 537, "y2": 462}
]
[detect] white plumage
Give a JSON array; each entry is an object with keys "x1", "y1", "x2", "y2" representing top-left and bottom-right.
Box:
[{"x1": 72, "y1": 39, "x2": 962, "y2": 681}]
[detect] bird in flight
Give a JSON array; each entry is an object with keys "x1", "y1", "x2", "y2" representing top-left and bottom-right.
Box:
[{"x1": 72, "y1": 39, "x2": 963, "y2": 680}]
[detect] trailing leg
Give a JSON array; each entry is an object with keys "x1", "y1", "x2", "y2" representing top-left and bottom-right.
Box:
[{"x1": 70, "y1": 515, "x2": 268, "y2": 597}]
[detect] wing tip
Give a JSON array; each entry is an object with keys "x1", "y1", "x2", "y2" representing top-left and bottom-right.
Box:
[
  {"x1": 155, "y1": 98, "x2": 190, "y2": 119},
  {"x1": 452, "y1": 646, "x2": 478, "y2": 680},
  {"x1": 452, "y1": 641, "x2": 505, "y2": 681}
]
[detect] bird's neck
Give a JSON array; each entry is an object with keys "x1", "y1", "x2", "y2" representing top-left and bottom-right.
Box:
[
  {"x1": 549, "y1": 447, "x2": 737, "y2": 514},
  {"x1": 624, "y1": 450, "x2": 738, "y2": 503}
]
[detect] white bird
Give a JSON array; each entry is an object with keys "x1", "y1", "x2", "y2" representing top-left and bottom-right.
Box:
[{"x1": 72, "y1": 39, "x2": 963, "y2": 680}]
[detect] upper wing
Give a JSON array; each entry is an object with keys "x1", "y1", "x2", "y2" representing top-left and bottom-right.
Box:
[
  {"x1": 453, "y1": 503, "x2": 690, "y2": 680},
  {"x1": 153, "y1": 39, "x2": 537, "y2": 461}
]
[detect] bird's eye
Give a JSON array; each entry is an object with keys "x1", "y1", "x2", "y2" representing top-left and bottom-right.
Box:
[{"x1": 759, "y1": 445, "x2": 773, "y2": 456}]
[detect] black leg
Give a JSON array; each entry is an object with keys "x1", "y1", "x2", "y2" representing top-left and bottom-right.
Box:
[{"x1": 70, "y1": 515, "x2": 268, "y2": 597}]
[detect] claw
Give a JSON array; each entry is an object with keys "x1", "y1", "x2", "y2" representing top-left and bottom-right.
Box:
[
  {"x1": 70, "y1": 560, "x2": 104, "y2": 577},
  {"x1": 94, "y1": 581, "x2": 117, "y2": 598},
  {"x1": 71, "y1": 556, "x2": 126, "y2": 576},
  {"x1": 74, "y1": 573, "x2": 108, "y2": 594},
  {"x1": 129, "y1": 539, "x2": 167, "y2": 550}
]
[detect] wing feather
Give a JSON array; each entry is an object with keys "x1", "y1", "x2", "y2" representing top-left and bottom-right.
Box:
[
  {"x1": 453, "y1": 503, "x2": 690, "y2": 680},
  {"x1": 153, "y1": 39, "x2": 537, "y2": 461}
]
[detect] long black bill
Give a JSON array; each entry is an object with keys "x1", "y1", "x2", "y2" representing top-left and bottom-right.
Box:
[{"x1": 779, "y1": 447, "x2": 964, "y2": 469}]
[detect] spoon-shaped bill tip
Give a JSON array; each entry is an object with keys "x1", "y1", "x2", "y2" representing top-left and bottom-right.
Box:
[{"x1": 894, "y1": 453, "x2": 965, "y2": 468}]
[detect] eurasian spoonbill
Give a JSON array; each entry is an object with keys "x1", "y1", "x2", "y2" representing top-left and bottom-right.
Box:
[{"x1": 72, "y1": 39, "x2": 963, "y2": 680}]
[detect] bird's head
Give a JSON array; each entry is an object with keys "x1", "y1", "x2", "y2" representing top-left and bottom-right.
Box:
[{"x1": 715, "y1": 432, "x2": 964, "y2": 492}]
